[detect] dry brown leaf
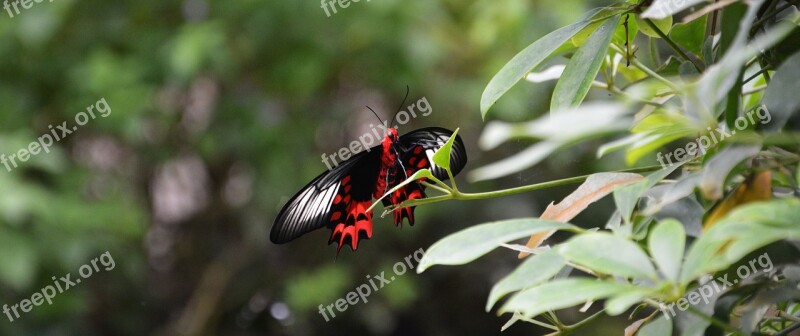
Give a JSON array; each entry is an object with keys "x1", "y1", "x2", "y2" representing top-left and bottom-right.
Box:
[
  {"x1": 518, "y1": 172, "x2": 644, "y2": 258},
  {"x1": 624, "y1": 316, "x2": 649, "y2": 336},
  {"x1": 703, "y1": 170, "x2": 772, "y2": 230}
]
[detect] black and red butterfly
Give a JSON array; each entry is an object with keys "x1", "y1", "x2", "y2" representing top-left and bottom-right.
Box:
[{"x1": 270, "y1": 125, "x2": 467, "y2": 253}]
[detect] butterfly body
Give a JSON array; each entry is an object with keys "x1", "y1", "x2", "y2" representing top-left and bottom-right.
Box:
[{"x1": 271, "y1": 127, "x2": 466, "y2": 253}]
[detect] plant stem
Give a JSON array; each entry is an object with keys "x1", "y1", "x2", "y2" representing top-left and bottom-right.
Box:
[
  {"x1": 561, "y1": 309, "x2": 606, "y2": 333},
  {"x1": 743, "y1": 66, "x2": 772, "y2": 85},
  {"x1": 420, "y1": 181, "x2": 451, "y2": 194},
  {"x1": 742, "y1": 85, "x2": 767, "y2": 95},
  {"x1": 545, "y1": 311, "x2": 566, "y2": 329},
  {"x1": 611, "y1": 44, "x2": 681, "y2": 91},
  {"x1": 779, "y1": 311, "x2": 800, "y2": 323},
  {"x1": 648, "y1": 36, "x2": 660, "y2": 68},
  {"x1": 385, "y1": 165, "x2": 664, "y2": 211},
  {"x1": 751, "y1": 0, "x2": 800, "y2": 33},
  {"x1": 592, "y1": 81, "x2": 666, "y2": 106},
  {"x1": 642, "y1": 18, "x2": 704, "y2": 72},
  {"x1": 518, "y1": 315, "x2": 559, "y2": 331},
  {"x1": 776, "y1": 321, "x2": 800, "y2": 336}
]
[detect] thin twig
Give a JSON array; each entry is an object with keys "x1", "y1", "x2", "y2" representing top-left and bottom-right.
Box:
[
  {"x1": 642, "y1": 18, "x2": 704, "y2": 72},
  {"x1": 385, "y1": 165, "x2": 665, "y2": 211},
  {"x1": 683, "y1": 0, "x2": 738, "y2": 24}
]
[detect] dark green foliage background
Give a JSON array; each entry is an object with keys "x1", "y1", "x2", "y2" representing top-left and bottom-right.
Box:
[{"x1": 0, "y1": 0, "x2": 626, "y2": 335}]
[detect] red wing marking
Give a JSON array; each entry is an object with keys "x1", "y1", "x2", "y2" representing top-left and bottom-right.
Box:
[
  {"x1": 329, "y1": 200, "x2": 374, "y2": 251},
  {"x1": 388, "y1": 184, "x2": 425, "y2": 227}
]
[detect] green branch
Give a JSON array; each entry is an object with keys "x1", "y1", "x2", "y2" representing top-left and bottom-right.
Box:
[
  {"x1": 642, "y1": 18, "x2": 704, "y2": 73},
  {"x1": 382, "y1": 165, "x2": 664, "y2": 213},
  {"x1": 610, "y1": 43, "x2": 681, "y2": 92}
]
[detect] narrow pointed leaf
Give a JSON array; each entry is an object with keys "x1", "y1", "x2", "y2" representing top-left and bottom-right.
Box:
[
  {"x1": 551, "y1": 15, "x2": 621, "y2": 112},
  {"x1": 481, "y1": 20, "x2": 596, "y2": 116}
]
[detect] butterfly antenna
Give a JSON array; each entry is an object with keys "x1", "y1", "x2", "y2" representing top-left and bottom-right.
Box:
[
  {"x1": 365, "y1": 106, "x2": 383, "y2": 125},
  {"x1": 391, "y1": 85, "x2": 410, "y2": 128}
]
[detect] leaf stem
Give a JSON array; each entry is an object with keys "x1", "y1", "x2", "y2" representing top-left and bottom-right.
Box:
[
  {"x1": 743, "y1": 66, "x2": 772, "y2": 85},
  {"x1": 420, "y1": 181, "x2": 451, "y2": 194},
  {"x1": 751, "y1": 0, "x2": 800, "y2": 33},
  {"x1": 611, "y1": 44, "x2": 681, "y2": 91},
  {"x1": 592, "y1": 80, "x2": 666, "y2": 106},
  {"x1": 561, "y1": 309, "x2": 606, "y2": 333},
  {"x1": 776, "y1": 321, "x2": 800, "y2": 336},
  {"x1": 742, "y1": 85, "x2": 767, "y2": 95},
  {"x1": 385, "y1": 165, "x2": 664, "y2": 211},
  {"x1": 642, "y1": 18, "x2": 704, "y2": 72},
  {"x1": 518, "y1": 315, "x2": 560, "y2": 331}
]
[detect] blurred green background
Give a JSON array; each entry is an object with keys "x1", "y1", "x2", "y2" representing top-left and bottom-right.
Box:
[{"x1": 0, "y1": 0, "x2": 632, "y2": 334}]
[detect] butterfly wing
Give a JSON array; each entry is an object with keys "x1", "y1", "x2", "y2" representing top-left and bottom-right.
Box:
[
  {"x1": 381, "y1": 127, "x2": 468, "y2": 226},
  {"x1": 271, "y1": 148, "x2": 382, "y2": 251},
  {"x1": 272, "y1": 127, "x2": 468, "y2": 252},
  {"x1": 398, "y1": 127, "x2": 468, "y2": 179}
]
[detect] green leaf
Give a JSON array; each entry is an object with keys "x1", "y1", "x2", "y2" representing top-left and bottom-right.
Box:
[
  {"x1": 606, "y1": 288, "x2": 657, "y2": 315},
  {"x1": 724, "y1": 68, "x2": 743, "y2": 130},
  {"x1": 500, "y1": 278, "x2": 637, "y2": 318},
  {"x1": 559, "y1": 232, "x2": 659, "y2": 280},
  {"x1": 625, "y1": 111, "x2": 697, "y2": 165},
  {"x1": 614, "y1": 164, "x2": 682, "y2": 226},
  {"x1": 637, "y1": 316, "x2": 672, "y2": 336},
  {"x1": 568, "y1": 6, "x2": 627, "y2": 47},
  {"x1": 699, "y1": 144, "x2": 761, "y2": 200},
  {"x1": 612, "y1": 14, "x2": 638, "y2": 47},
  {"x1": 480, "y1": 19, "x2": 596, "y2": 116},
  {"x1": 551, "y1": 15, "x2": 621, "y2": 112},
  {"x1": 431, "y1": 128, "x2": 459, "y2": 171},
  {"x1": 597, "y1": 133, "x2": 648, "y2": 158},
  {"x1": 763, "y1": 50, "x2": 800, "y2": 131},
  {"x1": 717, "y1": 2, "x2": 748, "y2": 61},
  {"x1": 680, "y1": 198, "x2": 800, "y2": 284},
  {"x1": 636, "y1": 16, "x2": 672, "y2": 38},
  {"x1": 470, "y1": 102, "x2": 630, "y2": 181},
  {"x1": 417, "y1": 219, "x2": 581, "y2": 273},
  {"x1": 569, "y1": 20, "x2": 605, "y2": 47},
  {"x1": 486, "y1": 249, "x2": 566, "y2": 311},
  {"x1": 648, "y1": 219, "x2": 685, "y2": 281},
  {"x1": 691, "y1": 0, "x2": 797, "y2": 117},
  {"x1": 669, "y1": 15, "x2": 707, "y2": 57}
]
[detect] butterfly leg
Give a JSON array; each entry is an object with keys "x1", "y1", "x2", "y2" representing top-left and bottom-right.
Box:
[{"x1": 387, "y1": 182, "x2": 425, "y2": 227}]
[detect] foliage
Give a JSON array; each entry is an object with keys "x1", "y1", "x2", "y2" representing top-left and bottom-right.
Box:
[
  {"x1": 397, "y1": 0, "x2": 800, "y2": 334},
  {"x1": 2, "y1": 1, "x2": 593, "y2": 334}
]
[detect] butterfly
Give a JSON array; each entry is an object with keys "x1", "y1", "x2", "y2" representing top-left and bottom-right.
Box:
[{"x1": 270, "y1": 126, "x2": 467, "y2": 253}]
